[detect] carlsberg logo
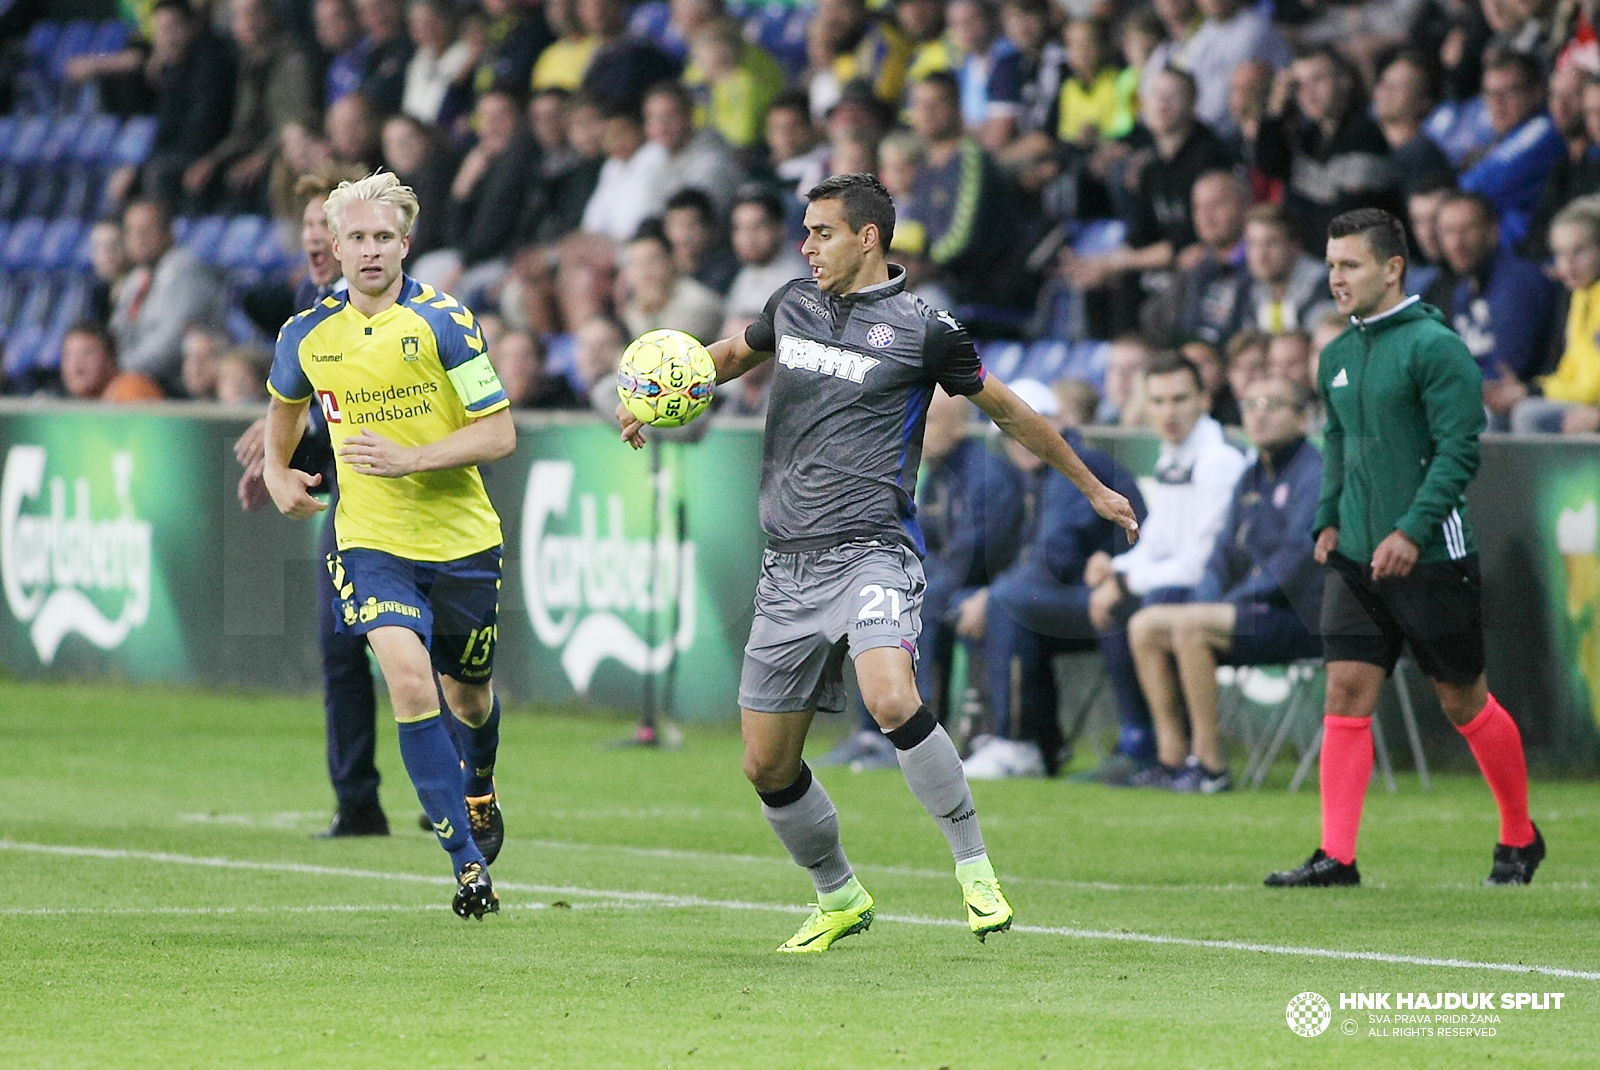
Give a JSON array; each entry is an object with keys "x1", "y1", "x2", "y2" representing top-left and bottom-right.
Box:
[
  {"x1": 1, "y1": 446, "x2": 153, "y2": 664},
  {"x1": 520, "y1": 460, "x2": 695, "y2": 694}
]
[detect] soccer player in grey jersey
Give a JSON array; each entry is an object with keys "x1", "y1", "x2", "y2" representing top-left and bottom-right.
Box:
[{"x1": 620, "y1": 173, "x2": 1140, "y2": 952}]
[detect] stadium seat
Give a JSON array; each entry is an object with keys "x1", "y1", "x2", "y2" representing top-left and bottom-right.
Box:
[
  {"x1": 1070, "y1": 218, "x2": 1127, "y2": 257},
  {"x1": 69, "y1": 222, "x2": 95, "y2": 271},
  {"x1": 183, "y1": 215, "x2": 228, "y2": 264},
  {"x1": 48, "y1": 275, "x2": 93, "y2": 336},
  {"x1": 73, "y1": 114, "x2": 121, "y2": 167},
  {"x1": 975, "y1": 340, "x2": 1025, "y2": 382},
  {"x1": 3, "y1": 323, "x2": 46, "y2": 383},
  {"x1": 38, "y1": 218, "x2": 85, "y2": 272},
  {"x1": 108, "y1": 115, "x2": 158, "y2": 169},
  {"x1": 39, "y1": 112, "x2": 88, "y2": 168},
  {"x1": 217, "y1": 215, "x2": 269, "y2": 269},
  {"x1": 2, "y1": 218, "x2": 49, "y2": 272},
  {"x1": 5, "y1": 115, "x2": 52, "y2": 166},
  {"x1": 89, "y1": 18, "x2": 131, "y2": 56},
  {"x1": 251, "y1": 219, "x2": 298, "y2": 276},
  {"x1": 1018, "y1": 340, "x2": 1070, "y2": 383},
  {"x1": 23, "y1": 21, "x2": 61, "y2": 64},
  {"x1": 48, "y1": 20, "x2": 99, "y2": 84}
]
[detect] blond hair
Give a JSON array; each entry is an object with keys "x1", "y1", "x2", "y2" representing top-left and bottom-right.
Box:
[{"x1": 324, "y1": 171, "x2": 420, "y2": 239}]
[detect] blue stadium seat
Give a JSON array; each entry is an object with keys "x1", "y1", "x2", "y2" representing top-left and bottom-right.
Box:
[
  {"x1": 108, "y1": 115, "x2": 158, "y2": 168},
  {"x1": 976, "y1": 340, "x2": 1026, "y2": 382},
  {"x1": 1063, "y1": 341, "x2": 1110, "y2": 389},
  {"x1": 48, "y1": 275, "x2": 92, "y2": 336},
  {"x1": 3, "y1": 218, "x2": 49, "y2": 272},
  {"x1": 1018, "y1": 340, "x2": 1071, "y2": 383},
  {"x1": 70, "y1": 222, "x2": 96, "y2": 271},
  {"x1": 183, "y1": 215, "x2": 228, "y2": 264},
  {"x1": 12, "y1": 272, "x2": 57, "y2": 329},
  {"x1": 628, "y1": 1, "x2": 670, "y2": 44},
  {"x1": 57, "y1": 166, "x2": 101, "y2": 219},
  {"x1": 5, "y1": 116, "x2": 52, "y2": 166},
  {"x1": 1071, "y1": 218, "x2": 1127, "y2": 257},
  {"x1": 48, "y1": 20, "x2": 98, "y2": 83},
  {"x1": 38, "y1": 218, "x2": 85, "y2": 272},
  {"x1": 73, "y1": 114, "x2": 121, "y2": 167},
  {"x1": 39, "y1": 112, "x2": 88, "y2": 168},
  {"x1": 89, "y1": 18, "x2": 131, "y2": 56},
  {"x1": 252, "y1": 220, "x2": 298, "y2": 275},
  {"x1": 23, "y1": 21, "x2": 60, "y2": 63},
  {"x1": 217, "y1": 215, "x2": 269, "y2": 269},
  {"x1": 3, "y1": 323, "x2": 46, "y2": 383}
]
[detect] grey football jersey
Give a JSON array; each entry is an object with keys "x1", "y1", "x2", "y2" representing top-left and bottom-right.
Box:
[{"x1": 743, "y1": 266, "x2": 986, "y2": 554}]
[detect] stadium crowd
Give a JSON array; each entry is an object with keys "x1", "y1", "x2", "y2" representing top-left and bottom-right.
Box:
[{"x1": 3, "y1": 0, "x2": 1598, "y2": 784}]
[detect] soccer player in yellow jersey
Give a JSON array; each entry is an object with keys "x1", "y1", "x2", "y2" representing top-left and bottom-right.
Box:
[{"x1": 262, "y1": 172, "x2": 516, "y2": 919}]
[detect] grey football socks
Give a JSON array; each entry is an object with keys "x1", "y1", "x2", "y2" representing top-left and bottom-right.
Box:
[
  {"x1": 887, "y1": 706, "x2": 987, "y2": 864},
  {"x1": 758, "y1": 762, "x2": 855, "y2": 896}
]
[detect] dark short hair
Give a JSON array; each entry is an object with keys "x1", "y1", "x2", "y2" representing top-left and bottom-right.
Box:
[
  {"x1": 643, "y1": 79, "x2": 693, "y2": 113},
  {"x1": 1142, "y1": 349, "x2": 1203, "y2": 392},
  {"x1": 1381, "y1": 48, "x2": 1441, "y2": 107},
  {"x1": 1156, "y1": 64, "x2": 1198, "y2": 103},
  {"x1": 65, "y1": 320, "x2": 117, "y2": 359},
  {"x1": 766, "y1": 89, "x2": 812, "y2": 119},
  {"x1": 1439, "y1": 190, "x2": 1499, "y2": 227},
  {"x1": 664, "y1": 188, "x2": 716, "y2": 225},
  {"x1": 1328, "y1": 207, "x2": 1409, "y2": 265},
  {"x1": 916, "y1": 70, "x2": 961, "y2": 107},
  {"x1": 733, "y1": 190, "x2": 784, "y2": 223},
  {"x1": 1483, "y1": 48, "x2": 1545, "y2": 91},
  {"x1": 806, "y1": 172, "x2": 896, "y2": 250}
]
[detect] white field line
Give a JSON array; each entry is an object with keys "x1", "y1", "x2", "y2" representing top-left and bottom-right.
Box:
[{"x1": 3, "y1": 840, "x2": 1597, "y2": 981}]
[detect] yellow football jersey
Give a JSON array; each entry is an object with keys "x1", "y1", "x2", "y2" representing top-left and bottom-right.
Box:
[{"x1": 268, "y1": 276, "x2": 510, "y2": 562}]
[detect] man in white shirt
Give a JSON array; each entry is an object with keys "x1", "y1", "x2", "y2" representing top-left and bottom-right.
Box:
[
  {"x1": 580, "y1": 105, "x2": 667, "y2": 243},
  {"x1": 1076, "y1": 350, "x2": 1249, "y2": 784},
  {"x1": 1182, "y1": 0, "x2": 1291, "y2": 137},
  {"x1": 724, "y1": 192, "x2": 808, "y2": 323}
]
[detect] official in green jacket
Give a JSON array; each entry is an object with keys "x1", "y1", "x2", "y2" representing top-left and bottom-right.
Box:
[{"x1": 1266, "y1": 208, "x2": 1546, "y2": 890}]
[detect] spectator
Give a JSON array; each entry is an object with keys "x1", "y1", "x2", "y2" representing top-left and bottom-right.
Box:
[
  {"x1": 1096, "y1": 333, "x2": 1151, "y2": 426},
  {"x1": 424, "y1": 90, "x2": 539, "y2": 294},
  {"x1": 1459, "y1": 50, "x2": 1567, "y2": 249},
  {"x1": 574, "y1": 312, "x2": 630, "y2": 412},
  {"x1": 495, "y1": 329, "x2": 584, "y2": 408},
  {"x1": 897, "y1": 0, "x2": 949, "y2": 84},
  {"x1": 906, "y1": 72, "x2": 1026, "y2": 309},
  {"x1": 215, "y1": 344, "x2": 272, "y2": 404},
  {"x1": 808, "y1": 0, "x2": 915, "y2": 111},
  {"x1": 943, "y1": 0, "x2": 1023, "y2": 150},
  {"x1": 60, "y1": 324, "x2": 164, "y2": 402},
  {"x1": 119, "y1": 0, "x2": 238, "y2": 209},
  {"x1": 351, "y1": 0, "x2": 416, "y2": 115},
  {"x1": 1223, "y1": 328, "x2": 1268, "y2": 410},
  {"x1": 663, "y1": 189, "x2": 740, "y2": 294},
  {"x1": 180, "y1": 327, "x2": 228, "y2": 400},
  {"x1": 527, "y1": 89, "x2": 607, "y2": 245},
  {"x1": 1183, "y1": 0, "x2": 1291, "y2": 137},
  {"x1": 108, "y1": 199, "x2": 230, "y2": 393},
  {"x1": 1142, "y1": 169, "x2": 1250, "y2": 345},
  {"x1": 1425, "y1": 192, "x2": 1556, "y2": 425},
  {"x1": 1063, "y1": 68, "x2": 1233, "y2": 301},
  {"x1": 474, "y1": 0, "x2": 554, "y2": 98},
  {"x1": 1267, "y1": 330, "x2": 1314, "y2": 394},
  {"x1": 1144, "y1": 0, "x2": 1199, "y2": 94},
  {"x1": 822, "y1": 388, "x2": 1027, "y2": 770},
  {"x1": 686, "y1": 17, "x2": 786, "y2": 150},
  {"x1": 1254, "y1": 47, "x2": 1401, "y2": 250},
  {"x1": 1226, "y1": 58, "x2": 1272, "y2": 165},
  {"x1": 618, "y1": 230, "x2": 724, "y2": 345},
  {"x1": 962, "y1": 380, "x2": 1144, "y2": 779},
  {"x1": 1127, "y1": 375, "x2": 1323, "y2": 791},
  {"x1": 1523, "y1": 74, "x2": 1600, "y2": 261},
  {"x1": 315, "y1": 0, "x2": 364, "y2": 108},
  {"x1": 498, "y1": 247, "x2": 561, "y2": 336},
  {"x1": 532, "y1": 0, "x2": 598, "y2": 92},
  {"x1": 644, "y1": 80, "x2": 744, "y2": 216},
  {"x1": 379, "y1": 114, "x2": 454, "y2": 262},
  {"x1": 1055, "y1": 16, "x2": 1136, "y2": 150},
  {"x1": 578, "y1": 0, "x2": 679, "y2": 115},
  {"x1": 87, "y1": 220, "x2": 129, "y2": 326},
  {"x1": 1372, "y1": 50, "x2": 1456, "y2": 195},
  {"x1": 765, "y1": 91, "x2": 829, "y2": 202},
  {"x1": 1239, "y1": 203, "x2": 1333, "y2": 335},
  {"x1": 580, "y1": 103, "x2": 667, "y2": 242},
  {"x1": 325, "y1": 91, "x2": 384, "y2": 172},
  {"x1": 1076, "y1": 351, "x2": 1249, "y2": 784},
  {"x1": 1307, "y1": 305, "x2": 1345, "y2": 384},
  {"x1": 999, "y1": 0, "x2": 1064, "y2": 144},
  {"x1": 1405, "y1": 179, "x2": 1455, "y2": 298},
  {"x1": 1503, "y1": 197, "x2": 1600, "y2": 433},
  {"x1": 402, "y1": 0, "x2": 478, "y2": 127},
  {"x1": 1052, "y1": 375, "x2": 1100, "y2": 428},
  {"x1": 725, "y1": 192, "x2": 809, "y2": 321},
  {"x1": 182, "y1": 0, "x2": 316, "y2": 214}
]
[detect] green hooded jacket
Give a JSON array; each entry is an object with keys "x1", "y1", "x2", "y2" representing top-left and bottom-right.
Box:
[{"x1": 1315, "y1": 297, "x2": 1483, "y2": 565}]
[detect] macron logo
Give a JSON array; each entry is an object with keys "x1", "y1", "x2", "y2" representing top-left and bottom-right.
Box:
[
  {"x1": 1331, "y1": 369, "x2": 1349, "y2": 388},
  {"x1": 777, "y1": 336, "x2": 880, "y2": 383}
]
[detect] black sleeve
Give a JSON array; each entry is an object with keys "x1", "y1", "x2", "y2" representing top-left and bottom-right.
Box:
[
  {"x1": 922, "y1": 309, "x2": 985, "y2": 397},
  {"x1": 743, "y1": 280, "x2": 798, "y2": 354}
]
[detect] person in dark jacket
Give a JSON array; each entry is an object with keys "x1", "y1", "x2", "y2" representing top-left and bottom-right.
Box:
[
  {"x1": 962, "y1": 381, "x2": 1146, "y2": 779},
  {"x1": 1127, "y1": 375, "x2": 1322, "y2": 793},
  {"x1": 818, "y1": 387, "x2": 1026, "y2": 769},
  {"x1": 136, "y1": 0, "x2": 239, "y2": 208}
]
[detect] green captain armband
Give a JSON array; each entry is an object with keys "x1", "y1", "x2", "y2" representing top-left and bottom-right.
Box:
[{"x1": 447, "y1": 352, "x2": 507, "y2": 410}]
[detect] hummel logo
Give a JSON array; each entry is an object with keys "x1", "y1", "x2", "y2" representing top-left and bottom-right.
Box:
[
  {"x1": 432, "y1": 817, "x2": 455, "y2": 839},
  {"x1": 1331, "y1": 369, "x2": 1349, "y2": 388},
  {"x1": 474, "y1": 765, "x2": 494, "y2": 778}
]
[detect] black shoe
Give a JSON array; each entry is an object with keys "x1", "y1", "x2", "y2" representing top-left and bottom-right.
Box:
[
  {"x1": 466, "y1": 790, "x2": 504, "y2": 866},
  {"x1": 315, "y1": 806, "x2": 390, "y2": 838},
  {"x1": 1485, "y1": 824, "x2": 1545, "y2": 886},
  {"x1": 452, "y1": 861, "x2": 499, "y2": 920},
  {"x1": 417, "y1": 811, "x2": 433, "y2": 832},
  {"x1": 1265, "y1": 848, "x2": 1361, "y2": 887}
]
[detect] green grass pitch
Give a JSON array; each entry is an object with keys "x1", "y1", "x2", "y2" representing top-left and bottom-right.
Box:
[{"x1": 0, "y1": 678, "x2": 1596, "y2": 1069}]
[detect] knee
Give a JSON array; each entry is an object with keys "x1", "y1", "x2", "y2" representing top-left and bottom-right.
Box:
[
  {"x1": 446, "y1": 684, "x2": 494, "y2": 726},
  {"x1": 387, "y1": 672, "x2": 438, "y2": 720},
  {"x1": 742, "y1": 747, "x2": 802, "y2": 793},
  {"x1": 1170, "y1": 617, "x2": 1208, "y2": 653},
  {"x1": 860, "y1": 678, "x2": 921, "y2": 730},
  {"x1": 1323, "y1": 680, "x2": 1374, "y2": 719}
]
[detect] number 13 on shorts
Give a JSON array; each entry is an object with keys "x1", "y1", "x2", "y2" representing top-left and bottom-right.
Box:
[{"x1": 857, "y1": 583, "x2": 903, "y2": 621}]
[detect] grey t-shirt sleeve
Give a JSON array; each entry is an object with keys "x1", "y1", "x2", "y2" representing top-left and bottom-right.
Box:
[
  {"x1": 743, "y1": 280, "x2": 799, "y2": 354},
  {"x1": 923, "y1": 309, "x2": 986, "y2": 396}
]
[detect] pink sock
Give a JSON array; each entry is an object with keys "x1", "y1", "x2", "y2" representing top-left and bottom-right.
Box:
[
  {"x1": 1319, "y1": 715, "x2": 1373, "y2": 865},
  {"x1": 1457, "y1": 694, "x2": 1536, "y2": 847}
]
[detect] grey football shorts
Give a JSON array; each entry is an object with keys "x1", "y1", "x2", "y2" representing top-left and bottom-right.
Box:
[{"x1": 739, "y1": 540, "x2": 926, "y2": 714}]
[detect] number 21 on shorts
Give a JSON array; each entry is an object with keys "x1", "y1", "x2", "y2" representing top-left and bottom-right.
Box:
[{"x1": 857, "y1": 584, "x2": 902, "y2": 622}]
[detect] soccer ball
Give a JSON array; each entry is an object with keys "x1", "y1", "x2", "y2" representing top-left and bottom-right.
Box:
[{"x1": 617, "y1": 329, "x2": 716, "y2": 428}]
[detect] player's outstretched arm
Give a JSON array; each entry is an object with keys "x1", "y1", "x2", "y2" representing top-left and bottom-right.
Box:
[
  {"x1": 971, "y1": 376, "x2": 1139, "y2": 542},
  {"x1": 262, "y1": 396, "x2": 326, "y2": 519},
  {"x1": 338, "y1": 407, "x2": 516, "y2": 477}
]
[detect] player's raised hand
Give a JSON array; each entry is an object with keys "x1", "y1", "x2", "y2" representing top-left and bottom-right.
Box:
[
  {"x1": 1091, "y1": 487, "x2": 1140, "y2": 543},
  {"x1": 615, "y1": 401, "x2": 647, "y2": 450},
  {"x1": 264, "y1": 466, "x2": 326, "y2": 519},
  {"x1": 338, "y1": 429, "x2": 415, "y2": 477}
]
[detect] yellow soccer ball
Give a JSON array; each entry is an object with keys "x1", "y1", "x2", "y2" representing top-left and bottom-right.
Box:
[{"x1": 617, "y1": 328, "x2": 717, "y2": 428}]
